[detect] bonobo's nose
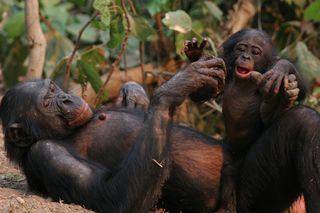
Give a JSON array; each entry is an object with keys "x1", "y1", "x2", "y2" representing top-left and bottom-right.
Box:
[
  {"x1": 241, "y1": 53, "x2": 251, "y2": 60},
  {"x1": 57, "y1": 93, "x2": 72, "y2": 104}
]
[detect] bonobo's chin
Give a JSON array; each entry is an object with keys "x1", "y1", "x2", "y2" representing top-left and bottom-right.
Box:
[
  {"x1": 67, "y1": 102, "x2": 93, "y2": 127},
  {"x1": 235, "y1": 66, "x2": 252, "y2": 80}
]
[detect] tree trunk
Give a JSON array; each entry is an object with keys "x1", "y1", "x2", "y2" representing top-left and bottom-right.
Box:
[{"x1": 25, "y1": 0, "x2": 47, "y2": 79}]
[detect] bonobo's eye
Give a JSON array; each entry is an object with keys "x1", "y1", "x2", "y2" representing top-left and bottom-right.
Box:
[
  {"x1": 49, "y1": 81, "x2": 55, "y2": 93},
  {"x1": 236, "y1": 44, "x2": 246, "y2": 52},
  {"x1": 252, "y1": 47, "x2": 262, "y2": 56}
]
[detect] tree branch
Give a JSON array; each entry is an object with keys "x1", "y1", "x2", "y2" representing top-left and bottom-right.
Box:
[{"x1": 25, "y1": 0, "x2": 47, "y2": 80}]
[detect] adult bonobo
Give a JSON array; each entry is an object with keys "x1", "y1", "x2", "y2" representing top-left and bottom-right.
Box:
[
  {"x1": 183, "y1": 28, "x2": 320, "y2": 212},
  {"x1": 0, "y1": 58, "x2": 226, "y2": 212}
]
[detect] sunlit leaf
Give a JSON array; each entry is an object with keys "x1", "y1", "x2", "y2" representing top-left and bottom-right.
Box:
[
  {"x1": 130, "y1": 15, "x2": 155, "y2": 41},
  {"x1": 162, "y1": 10, "x2": 192, "y2": 33},
  {"x1": 296, "y1": 42, "x2": 320, "y2": 83},
  {"x1": 93, "y1": 0, "x2": 112, "y2": 27},
  {"x1": 204, "y1": 1, "x2": 223, "y2": 21},
  {"x1": 107, "y1": 14, "x2": 125, "y2": 48},
  {"x1": 285, "y1": 0, "x2": 306, "y2": 7},
  {"x1": 3, "y1": 11, "x2": 24, "y2": 38},
  {"x1": 304, "y1": 0, "x2": 320, "y2": 22}
]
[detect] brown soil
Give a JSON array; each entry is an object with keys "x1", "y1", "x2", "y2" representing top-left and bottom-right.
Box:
[{"x1": 0, "y1": 131, "x2": 94, "y2": 213}]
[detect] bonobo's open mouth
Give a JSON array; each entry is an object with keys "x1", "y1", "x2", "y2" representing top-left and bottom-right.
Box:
[
  {"x1": 235, "y1": 66, "x2": 251, "y2": 78},
  {"x1": 67, "y1": 103, "x2": 92, "y2": 127}
]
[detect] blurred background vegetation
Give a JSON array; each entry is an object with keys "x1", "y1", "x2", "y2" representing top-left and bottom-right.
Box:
[{"x1": 0, "y1": 0, "x2": 319, "y2": 137}]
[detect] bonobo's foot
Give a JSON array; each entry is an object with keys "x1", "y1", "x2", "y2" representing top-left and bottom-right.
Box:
[{"x1": 116, "y1": 81, "x2": 150, "y2": 111}]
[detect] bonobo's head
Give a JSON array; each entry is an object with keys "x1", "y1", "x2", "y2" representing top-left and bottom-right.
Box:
[
  {"x1": 222, "y1": 28, "x2": 276, "y2": 80},
  {"x1": 0, "y1": 79, "x2": 92, "y2": 154}
]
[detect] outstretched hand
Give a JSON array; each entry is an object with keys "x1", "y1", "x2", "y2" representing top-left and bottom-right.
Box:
[{"x1": 184, "y1": 37, "x2": 208, "y2": 62}]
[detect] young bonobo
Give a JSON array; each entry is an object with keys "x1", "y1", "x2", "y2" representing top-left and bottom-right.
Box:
[
  {"x1": 0, "y1": 58, "x2": 226, "y2": 212},
  {"x1": 183, "y1": 28, "x2": 320, "y2": 213}
]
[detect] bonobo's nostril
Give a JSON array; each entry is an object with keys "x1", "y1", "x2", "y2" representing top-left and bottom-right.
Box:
[{"x1": 57, "y1": 93, "x2": 72, "y2": 104}]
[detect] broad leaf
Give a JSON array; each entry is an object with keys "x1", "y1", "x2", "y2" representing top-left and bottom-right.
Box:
[
  {"x1": 204, "y1": 1, "x2": 223, "y2": 21},
  {"x1": 296, "y1": 42, "x2": 320, "y2": 83},
  {"x1": 130, "y1": 15, "x2": 155, "y2": 41},
  {"x1": 304, "y1": 0, "x2": 320, "y2": 22},
  {"x1": 3, "y1": 11, "x2": 24, "y2": 38},
  {"x1": 107, "y1": 14, "x2": 125, "y2": 48},
  {"x1": 162, "y1": 10, "x2": 192, "y2": 33}
]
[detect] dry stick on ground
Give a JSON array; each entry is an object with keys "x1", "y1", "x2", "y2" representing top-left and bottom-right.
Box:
[
  {"x1": 25, "y1": 0, "x2": 47, "y2": 80},
  {"x1": 63, "y1": 12, "x2": 99, "y2": 91},
  {"x1": 94, "y1": 0, "x2": 131, "y2": 106}
]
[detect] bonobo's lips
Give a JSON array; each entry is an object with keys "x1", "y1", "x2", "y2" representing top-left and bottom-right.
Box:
[
  {"x1": 235, "y1": 66, "x2": 251, "y2": 78},
  {"x1": 67, "y1": 103, "x2": 93, "y2": 127}
]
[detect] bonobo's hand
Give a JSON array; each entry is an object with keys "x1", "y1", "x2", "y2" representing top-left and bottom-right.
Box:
[
  {"x1": 152, "y1": 57, "x2": 226, "y2": 108},
  {"x1": 184, "y1": 37, "x2": 208, "y2": 62},
  {"x1": 259, "y1": 59, "x2": 295, "y2": 97},
  {"x1": 116, "y1": 81, "x2": 150, "y2": 111},
  {"x1": 285, "y1": 74, "x2": 300, "y2": 109}
]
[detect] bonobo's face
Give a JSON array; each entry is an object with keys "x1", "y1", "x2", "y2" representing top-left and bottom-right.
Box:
[
  {"x1": 233, "y1": 31, "x2": 273, "y2": 79},
  {"x1": 0, "y1": 79, "x2": 93, "y2": 147}
]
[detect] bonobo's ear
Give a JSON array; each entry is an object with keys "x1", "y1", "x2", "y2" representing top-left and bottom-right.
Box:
[{"x1": 8, "y1": 123, "x2": 32, "y2": 147}]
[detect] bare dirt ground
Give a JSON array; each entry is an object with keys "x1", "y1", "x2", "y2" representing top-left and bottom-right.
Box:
[{"x1": 0, "y1": 132, "x2": 94, "y2": 213}]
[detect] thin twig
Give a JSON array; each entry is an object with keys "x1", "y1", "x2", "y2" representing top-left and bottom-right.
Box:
[
  {"x1": 40, "y1": 12, "x2": 56, "y2": 33},
  {"x1": 139, "y1": 41, "x2": 146, "y2": 86},
  {"x1": 94, "y1": 0, "x2": 131, "y2": 106},
  {"x1": 128, "y1": 0, "x2": 137, "y2": 15},
  {"x1": 63, "y1": 11, "x2": 99, "y2": 91}
]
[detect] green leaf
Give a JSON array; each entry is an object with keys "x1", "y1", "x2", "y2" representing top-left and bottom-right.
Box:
[
  {"x1": 146, "y1": 0, "x2": 170, "y2": 16},
  {"x1": 2, "y1": 40, "x2": 28, "y2": 87},
  {"x1": 162, "y1": 10, "x2": 192, "y2": 33},
  {"x1": 296, "y1": 42, "x2": 320, "y2": 84},
  {"x1": 77, "y1": 47, "x2": 106, "y2": 93},
  {"x1": 107, "y1": 14, "x2": 125, "y2": 48},
  {"x1": 130, "y1": 15, "x2": 155, "y2": 41},
  {"x1": 304, "y1": 0, "x2": 320, "y2": 22},
  {"x1": 204, "y1": 1, "x2": 223, "y2": 21},
  {"x1": 3, "y1": 11, "x2": 24, "y2": 38},
  {"x1": 66, "y1": 14, "x2": 99, "y2": 43},
  {"x1": 93, "y1": 0, "x2": 112, "y2": 27}
]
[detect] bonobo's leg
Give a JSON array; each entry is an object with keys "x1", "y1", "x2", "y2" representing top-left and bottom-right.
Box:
[{"x1": 236, "y1": 106, "x2": 320, "y2": 213}]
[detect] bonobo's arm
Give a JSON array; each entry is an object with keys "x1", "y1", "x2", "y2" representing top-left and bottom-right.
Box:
[{"x1": 26, "y1": 58, "x2": 225, "y2": 213}]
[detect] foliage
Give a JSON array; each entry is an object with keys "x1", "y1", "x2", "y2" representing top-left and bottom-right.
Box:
[{"x1": 0, "y1": 0, "x2": 319, "y2": 134}]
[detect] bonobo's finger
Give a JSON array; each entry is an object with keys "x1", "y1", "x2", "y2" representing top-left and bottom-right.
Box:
[
  {"x1": 260, "y1": 70, "x2": 273, "y2": 83},
  {"x1": 199, "y1": 37, "x2": 208, "y2": 49},
  {"x1": 287, "y1": 88, "x2": 300, "y2": 98},
  {"x1": 249, "y1": 71, "x2": 263, "y2": 85},
  {"x1": 264, "y1": 72, "x2": 281, "y2": 94},
  {"x1": 288, "y1": 74, "x2": 296, "y2": 82},
  {"x1": 126, "y1": 97, "x2": 136, "y2": 108},
  {"x1": 185, "y1": 40, "x2": 193, "y2": 49},
  {"x1": 196, "y1": 67, "x2": 225, "y2": 79},
  {"x1": 288, "y1": 81, "x2": 298, "y2": 90},
  {"x1": 273, "y1": 74, "x2": 284, "y2": 94},
  {"x1": 282, "y1": 75, "x2": 289, "y2": 91},
  {"x1": 192, "y1": 37, "x2": 198, "y2": 48},
  {"x1": 201, "y1": 57, "x2": 226, "y2": 71},
  {"x1": 200, "y1": 75, "x2": 221, "y2": 95}
]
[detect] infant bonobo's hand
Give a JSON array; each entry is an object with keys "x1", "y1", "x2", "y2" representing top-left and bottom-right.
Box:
[
  {"x1": 116, "y1": 81, "x2": 149, "y2": 111},
  {"x1": 153, "y1": 57, "x2": 226, "y2": 107},
  {"x1": 184, "y1": 37, "x2": 208, "y2": 62},
  {"x1": 285, "y1": 74, "x2": 300, "y2": 109}
]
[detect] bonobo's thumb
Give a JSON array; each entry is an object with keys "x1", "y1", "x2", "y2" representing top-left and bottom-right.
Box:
[{"x1": 249, "y1": 71, "x2": 262, "y2": 85}]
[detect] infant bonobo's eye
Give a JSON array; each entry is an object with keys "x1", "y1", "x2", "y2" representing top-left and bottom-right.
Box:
[
  {"x1": 236, "y1": 44, "x2": 246, "y2": 52},
  {"x1": 252, "y1": 47, "x2": 262, "y2": 56}
]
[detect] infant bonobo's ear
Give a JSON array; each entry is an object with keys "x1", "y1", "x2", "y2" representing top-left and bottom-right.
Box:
[{"x1": 8, "y1": 123, "x2": 32, "y2": 147}]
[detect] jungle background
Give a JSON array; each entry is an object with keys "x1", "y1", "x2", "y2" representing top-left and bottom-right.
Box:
[{"x1": 0, "y1": 0, "x2": 319, "y2": 212}]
